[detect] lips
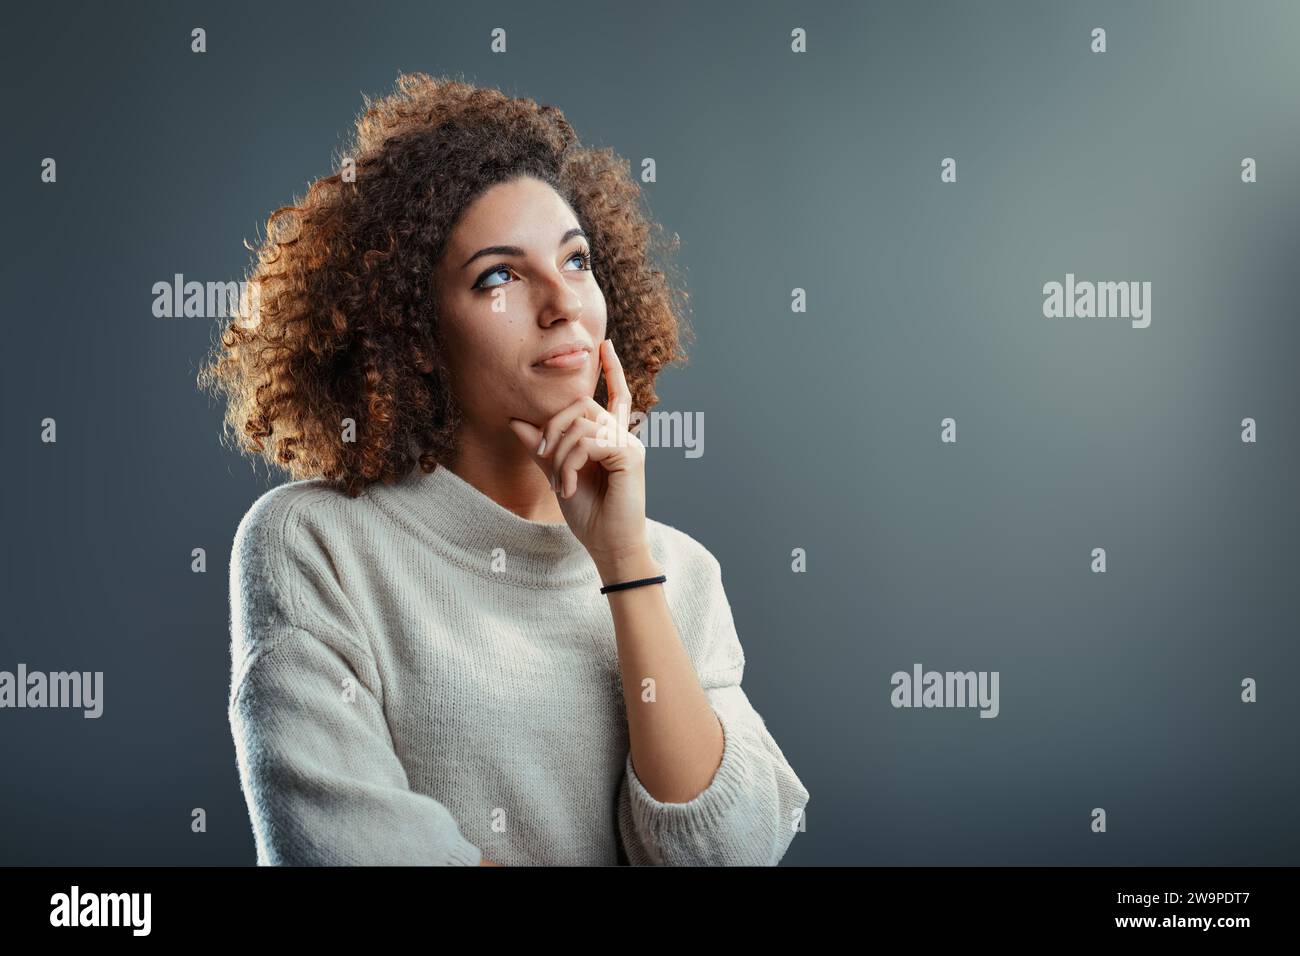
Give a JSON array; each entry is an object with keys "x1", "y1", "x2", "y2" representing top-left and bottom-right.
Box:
[{"x1": 532, "y1": 343, "x2": 592, "y2": 368}]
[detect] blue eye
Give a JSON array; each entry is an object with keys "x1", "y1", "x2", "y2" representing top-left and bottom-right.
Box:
[
  {"x1": 472, "y1": 247, "x2": 592, "y2": 291},
  {"x1": 474, "y1": 265, "x2": 513, "y2": 290}
]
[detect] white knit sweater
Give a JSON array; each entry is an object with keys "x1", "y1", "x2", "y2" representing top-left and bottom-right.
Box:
[{"x1": 227, "y1": 462, "x2": 810, "y2": 865}]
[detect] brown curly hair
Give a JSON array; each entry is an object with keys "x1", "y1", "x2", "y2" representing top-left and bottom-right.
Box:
[{"x1": 198, "y1": 72, "x2": 692, "y2": 498}]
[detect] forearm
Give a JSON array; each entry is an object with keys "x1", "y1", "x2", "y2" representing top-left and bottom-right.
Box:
[{"x1": 597, "y1": 546, "x2": 725, "y2": 804}]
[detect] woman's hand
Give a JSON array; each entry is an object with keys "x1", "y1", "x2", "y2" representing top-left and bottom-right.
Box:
[{"x1": 507, "y1": 339, "x2": 649, "y2": 569}]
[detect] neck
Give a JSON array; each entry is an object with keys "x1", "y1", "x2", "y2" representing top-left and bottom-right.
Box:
[
  {"x1": 364, "y1": 444, "x2": 594, "y2": 589},
  {"x1": 444, "y1": 423, "x2": 564, "y2": 524}
]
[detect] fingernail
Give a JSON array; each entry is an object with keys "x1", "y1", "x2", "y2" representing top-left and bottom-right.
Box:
[{"x1": 537, "y1": 437, "x2": 547, "y2": 455}]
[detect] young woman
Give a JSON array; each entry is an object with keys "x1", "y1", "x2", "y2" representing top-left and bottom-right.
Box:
[{"x1": 199, "y1": 72, "x2": 810, "y2": 866}]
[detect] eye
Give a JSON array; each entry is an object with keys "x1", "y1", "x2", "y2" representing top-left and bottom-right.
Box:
[
  {"x1": 472, "y1": 264, "x2": 515, "y2": 291},
  {"x1": 565, "y1": 247, "x2": 593, "y2": 271},
  {"x1": 472, "y1": 247, "x2": 592, "y2": 292}
]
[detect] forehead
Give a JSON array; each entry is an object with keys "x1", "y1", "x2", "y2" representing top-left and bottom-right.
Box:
[{"x1": 449, "y1": 176, "x2": 578, "y2": 247}]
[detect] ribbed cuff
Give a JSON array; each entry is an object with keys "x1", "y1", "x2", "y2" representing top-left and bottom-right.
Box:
[
  {"x1": 623, "y1": 703, "x2": 750, "y2": 842},
  {"x1": 444, "y1": 836, "x2": 483, "y2": 866}
]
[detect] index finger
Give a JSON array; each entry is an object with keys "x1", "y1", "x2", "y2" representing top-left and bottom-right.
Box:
[{"x1": 601, "y1": 339, "x2": 633, "y2": 416}]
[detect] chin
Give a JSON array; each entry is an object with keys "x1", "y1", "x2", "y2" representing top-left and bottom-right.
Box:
[
  {"x1": 509, "y1": 372, "x2": 596, "y2": 423},
  {"x1": 535, "y1": 384, "x2": 594, "y2": 412}
]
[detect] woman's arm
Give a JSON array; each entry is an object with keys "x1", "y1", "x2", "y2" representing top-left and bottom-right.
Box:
[
  {"x1": 230, "y1": 623, "x2": 484, "y2": 865},
  {"x1": 511, "y1": 341, "x2": 809, "y2": 863},
  {"x1": 230, "y1": 489, "x2": 484, "y2": 866},
  {"x1": 597, "y1": 547, "x2": 726, "y2": 804},
  {"x1": 601, "y1": 544, "x2": 811, "y2": 866}
]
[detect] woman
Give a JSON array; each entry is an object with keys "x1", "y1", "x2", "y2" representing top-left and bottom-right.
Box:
[{"x1": 199, "y1": 72, "x2": 810, "y2": 866}]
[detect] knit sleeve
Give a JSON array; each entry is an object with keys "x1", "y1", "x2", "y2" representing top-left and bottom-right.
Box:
[
  {"x1": 227, "y1": 490, "x2": 482, "y2": 866},
  {"x1": 615, "y1": 545, "x2": 811, "y2": 866}
]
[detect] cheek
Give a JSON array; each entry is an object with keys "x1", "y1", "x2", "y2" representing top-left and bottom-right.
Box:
[
  {"x1": 584, "y1": 288, "x2": 608, "y2": 335},
  {"x1": 439, "y1": 300, "x2": 514, "y2": 392}
]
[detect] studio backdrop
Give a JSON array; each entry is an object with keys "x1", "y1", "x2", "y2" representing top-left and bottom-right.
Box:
[{"x1": 1, "y1": 0, "x2": 1297, "y2": 866}]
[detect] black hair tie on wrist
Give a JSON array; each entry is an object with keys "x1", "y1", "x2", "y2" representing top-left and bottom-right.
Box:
[{"x1": 600, "y1": 574, "x2": 667, "y2": 595}]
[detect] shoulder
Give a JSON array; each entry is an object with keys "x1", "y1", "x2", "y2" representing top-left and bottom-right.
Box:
[
  {"x1": 228, "y1": 478, "x2": 369, "y2": 644},
  {"x1": 646, "y1": 516, "x2": 723, "y2": 581},
  {"x1": 233, "y1": 478, "x2": 344, "y2": 554},
  {"x1": 646, "y1": 517, "x2": 744, "y2": 685},
  {"x1": 227, "y1": 480, "x2": 384, "y2": 706},
  {"x1": 231, "y1": 479, "x2": 350, "y2": 588}
]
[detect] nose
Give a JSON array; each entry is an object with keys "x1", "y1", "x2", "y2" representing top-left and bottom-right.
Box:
[{"x1": 535, "y1": 268, "x2": 584, "y2": 327}]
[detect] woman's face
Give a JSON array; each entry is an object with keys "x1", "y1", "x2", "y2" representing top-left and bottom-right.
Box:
[{"x1": 434, "y1": 175, "x2": 608, "y2": 437}]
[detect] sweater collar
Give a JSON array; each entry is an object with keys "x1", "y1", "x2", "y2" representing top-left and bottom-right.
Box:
[{"x1": 365, "y1": 462, "x2": 597, "y2": 589}]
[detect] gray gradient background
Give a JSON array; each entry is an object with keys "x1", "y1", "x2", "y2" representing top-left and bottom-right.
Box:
[{"x1": 2, "y1": 0, "x2": 1296, "y2": 866}]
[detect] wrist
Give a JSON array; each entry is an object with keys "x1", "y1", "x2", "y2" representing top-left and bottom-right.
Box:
[{"x1": 592, "y1": 543, "x2": 659, "y2": 587}]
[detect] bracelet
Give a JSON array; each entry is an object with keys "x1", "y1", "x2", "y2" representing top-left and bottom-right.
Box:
[{"x1": 599, "y1": 574, "x2": 667, "y2": 595}]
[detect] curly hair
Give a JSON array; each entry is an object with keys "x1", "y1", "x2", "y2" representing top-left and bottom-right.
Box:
[{"x1": 198, "y1": 72, "x2": 692, "y2": 498}]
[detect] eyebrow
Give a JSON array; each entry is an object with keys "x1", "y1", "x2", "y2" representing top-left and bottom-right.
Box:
[{"x1": 461, "y1": 228, "x2": 588, "y2": 270}]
